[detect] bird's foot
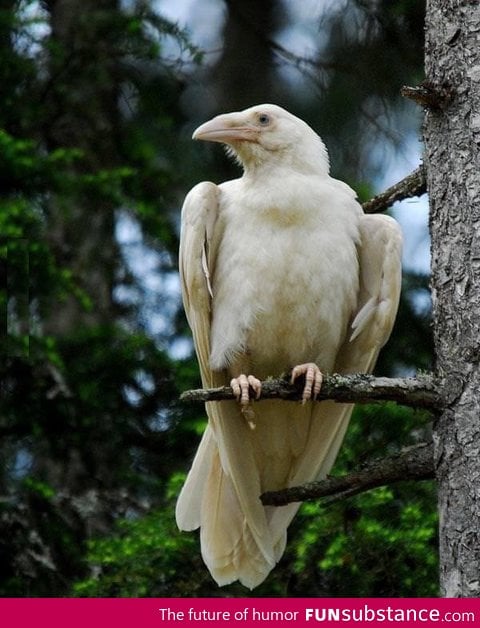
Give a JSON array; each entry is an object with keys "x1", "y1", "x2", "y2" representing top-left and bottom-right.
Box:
[
  {"x1": 230, "y1": 374, "x2": 262, "y2": 430},
  {"x1": 291, "y1": 363, "x2": 323, "y2": 404},
  {"x1": 230, "y1": 374, "x2": 262, "y2": 404}
]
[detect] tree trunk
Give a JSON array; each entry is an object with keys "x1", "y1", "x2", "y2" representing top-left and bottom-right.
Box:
[
  {"x1": 43, "y1": 0, "x2": 121, "y2": 335},
  {"x1": 35, "y1": 0, "x2": 123, "y2": 520},
  {"x1": 424, "y1": 0, "x2": 480, "y2": 597},
  {"x1": 210, "y1": 0, "x2": 285, "y2": 111}
]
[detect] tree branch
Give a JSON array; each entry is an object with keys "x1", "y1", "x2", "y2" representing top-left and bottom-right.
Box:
[
  {"x1": 180, "y1": 372, "x2": 440, "y2": 410},
  {"x1": 401, "y1": 82, "x2": 455, "y2": 111},
  {"x1": 260, "y1": 441, "x2": 434, "y2": 506},
  {"x1": 362, "y1": 165, "x2": 426, "y2": 214}
]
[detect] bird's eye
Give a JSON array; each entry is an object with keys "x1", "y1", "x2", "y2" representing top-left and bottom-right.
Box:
[{"x1": 257, "y1": 113, "x2": 271, "y2": 126}]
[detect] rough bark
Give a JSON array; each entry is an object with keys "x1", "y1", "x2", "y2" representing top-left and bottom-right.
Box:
[
  {"x1": 362, "y1": 165, "x2": 426, "y2": 214},
  {"x1": 424, "y1": 0, "x2": 480, "y2": 597},
  {"x1": 181, "y1": 373, "x2": 440, "y2": 409},
  {"x1": 261, "y1": 442, "x2": 434, "y2": 506}
]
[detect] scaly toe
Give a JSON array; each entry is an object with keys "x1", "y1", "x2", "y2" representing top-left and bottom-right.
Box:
[
  {"x1": 291, "y1": 363, "x2": 323, "y2": 403},
  {"x1": 247, "y1": 375, "x2": 262, "y2": 400},
  {"x1": 230, "y1": 374, "x2": 250, "y2": 405},
  {"x1": 230, "y1": 374, "x2": 262, "y2": 405}
]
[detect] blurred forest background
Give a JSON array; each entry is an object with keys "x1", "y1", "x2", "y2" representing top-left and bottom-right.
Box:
[{"x1": 1, "y1": 0, "x2": 436, "y2": 596}]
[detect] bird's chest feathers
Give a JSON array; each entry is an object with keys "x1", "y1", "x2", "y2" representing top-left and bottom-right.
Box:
[{"x1": 209, "y1": 183, "x2": 360, "y2": 373}]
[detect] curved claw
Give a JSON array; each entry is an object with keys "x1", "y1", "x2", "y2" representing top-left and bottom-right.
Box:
[
  {"x1": 230, "y1": 374, "x2": 262, "y2": 405},
  {"x1": 291, "y1": 363, "x2": 323, "y2": 403}
]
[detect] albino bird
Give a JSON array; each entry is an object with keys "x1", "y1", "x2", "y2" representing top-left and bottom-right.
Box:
[{"x1": 176, "y1": 104, "x2": 402, "y2": 589}]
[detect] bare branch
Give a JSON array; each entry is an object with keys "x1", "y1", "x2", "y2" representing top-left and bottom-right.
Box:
[
  {"x1": 362, "y1": 165, "x2": 427, "y2": 214},
  {"x1": 401, "y1": 82, "x2": 455, "y2": 111},
  {"x1": 260, "y1": 441, "x2": 434, "y2": 506},
  {"x1": 180, "y1": 372, "x2": 440, "y2": 410}
]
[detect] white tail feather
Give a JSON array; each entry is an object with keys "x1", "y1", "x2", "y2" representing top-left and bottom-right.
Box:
[{"x1": 178, "y1": 400, "x2": 353, "y2": 587}]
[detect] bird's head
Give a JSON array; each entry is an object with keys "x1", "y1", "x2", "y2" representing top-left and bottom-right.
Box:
[{"x1": 192, "y1": 104, "x2": 330, "y2": 177}]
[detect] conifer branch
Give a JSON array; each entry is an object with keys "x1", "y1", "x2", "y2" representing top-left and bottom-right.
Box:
[
  {"x1": 362, "y1": 165, "x2": 427, "y2": 214},
  {"x1": 180, "y1": 373, "x2": 440, "y2": 410},
  {"x1": 260, "y1": 441, "x2": 434, "y2": 506}
]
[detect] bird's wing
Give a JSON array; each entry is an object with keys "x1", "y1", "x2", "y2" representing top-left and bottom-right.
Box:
[
  {"x1": 178, "y1": 181, "x2": 222, "y2": 389},
  {"x1": 176, "y1": 181, "x2": 287, "y2": 586},
  {"x1": 266, "y1": 213, "x2": 403, "y2": 558},
  {"x1": 334, "y1": 213, "x2": 403, "y2": 374},
  {"x1": 176, "y1": 181, "x2": 224, "y2": 531}
]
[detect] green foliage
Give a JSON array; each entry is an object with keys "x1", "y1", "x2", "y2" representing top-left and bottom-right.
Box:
[
  {"x1": 71, "y1": 404, "x2": 437, "y2": 598},
  {"x1": 0, "y1": 129, "x2": 82, "y2": 194},
  {"x1": 292, "y1": 483, "x2": 437, "y2": 596},
  {"x1": 72, "y1": 475, "x2": 210, "y2": 597},
  {"x1": 281, "y1": 403, "x2": 437, "y2": 596},
  {"x1": 71, "y1": 474, "x2": 286, "y2": 598},
  {"x1": 0, "y1": 132, "x2": 90, "y2": 334},
  {"x1": 0, "y1": 0, "x2": 202, "y2": 597},
  {"x1": 22, "y1": 477, "x2": 56, "y2": 501}
]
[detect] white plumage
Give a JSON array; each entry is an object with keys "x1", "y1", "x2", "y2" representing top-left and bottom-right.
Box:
[{"x1": 176, "y1": 104, "x2": 402, "y2": 588}]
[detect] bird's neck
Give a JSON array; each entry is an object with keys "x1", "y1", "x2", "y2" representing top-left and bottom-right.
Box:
[
  {"x1": 239, "y1": 148, "x2": 330, "y2": 182},
  {"x1": 242, "y1": 159, "x2": 329, "y2": 185}
]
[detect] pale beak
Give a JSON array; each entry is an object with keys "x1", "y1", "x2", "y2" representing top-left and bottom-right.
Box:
[{"x1": 192, "y1": 113, "x2": 258, "y2": 143}]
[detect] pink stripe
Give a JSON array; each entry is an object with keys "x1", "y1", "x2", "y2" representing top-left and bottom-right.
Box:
[{"x1": 1, "y1": 598, "x2": 479, "y2": 627}]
